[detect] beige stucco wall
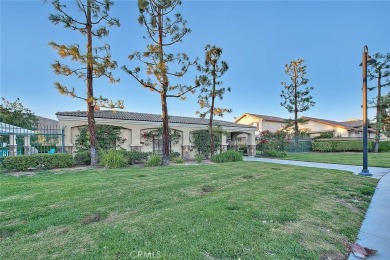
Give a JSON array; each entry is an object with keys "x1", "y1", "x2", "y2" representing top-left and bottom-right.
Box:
[
  {"x1": 299, "y1": 121, "x2": 349, "y2": 137},
  {"x1": 262, "y1": 121, "x2": 284, "y2": 133},
  {"x1": 235, "y1": 114, "x2": 285, "y2": 134},
  {"x1": 59, "y1": 116, "x2": 256, "y2": 158}
]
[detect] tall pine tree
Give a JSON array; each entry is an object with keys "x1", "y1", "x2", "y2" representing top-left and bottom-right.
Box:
[
  {"x1": 123, "y1": 0, "x2": 197, "y2": 166},
  {"x1": 47, "y1": 0, "x2": 122, "y2": 167},
  {"x1": 368, "y1": 53, "x2": 390, "y2": 152},
  {"x1": 196, "y1": 45, "x2": 231, "y2": 156},
  {"x1": 280, "y1": 59, "x2": 315, "y2": 150}
]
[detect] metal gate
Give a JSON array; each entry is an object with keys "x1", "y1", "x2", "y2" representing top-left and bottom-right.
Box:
[{"x1": 0, "y1": 123, "x2": 65, "y2": 157}]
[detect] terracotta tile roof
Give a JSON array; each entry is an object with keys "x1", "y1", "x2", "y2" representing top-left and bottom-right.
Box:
[{"x1": 56, "y1": 110, "x2": 255, "y2": 129}]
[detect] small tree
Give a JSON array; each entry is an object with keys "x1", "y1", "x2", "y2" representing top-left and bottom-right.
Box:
[
  {"x1": 280, "y1": 59, "x2": 315, "y2": 150},
  {"x1": 123, "y1": 0, "x2": 197, "y2": 166},
  {"x1": 368, "y1": 53, "x2": 390, "y2": 152},
  {"x1": 75, "y1": 125, "x2": 126, "y2": 152},
  {"x1": 0, "y1": 97, "x2": 38, "y2": 129},
  {"x1": 380, "y1": 93, "x2": 390, "y2": 139},
  {"x1": 47, "y1": 0, "x2": 123, "y2": 167},
  {"x1": 191, "y1": 127, "x2": 223, "y2": 158},
  {"x1": 196, "y1": 45, "x2": 231, "y2": 156}
]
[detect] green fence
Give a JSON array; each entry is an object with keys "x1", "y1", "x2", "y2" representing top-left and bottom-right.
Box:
[{"x1": 0, "y1": 123, "x2": 65, "y2": 157}]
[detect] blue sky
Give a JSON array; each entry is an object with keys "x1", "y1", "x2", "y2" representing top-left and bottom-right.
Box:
[{"x1": 1, "y1": 0, "x2": 389, "y2": 122}]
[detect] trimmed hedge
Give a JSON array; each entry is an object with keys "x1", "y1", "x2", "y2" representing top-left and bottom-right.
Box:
[
  {"x1": 379, "y1": 141, "x2": 390, "y2": 153},
  {"x1": 3, "y1": 154, "x2": 74, "y2": 171},
  {"x1": 312, "y1": 140, "x2": 374, "y2": 152},
  {"x1": 211, "y1": 150, "x2": 243, "y2": 163},
  {"x1": 74, "y1": 150, "x2": 91, "y2": 165},
  {"x1": 123, "y1": 151, "x2": 150, "y2": 164}
]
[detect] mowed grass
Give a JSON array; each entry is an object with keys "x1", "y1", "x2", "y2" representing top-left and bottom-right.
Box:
[
  {"x1": 0, "y1": 162, "x2": 377, "y2": 259},
  {"x1": 284, "y1": 152, "x2": 390, "y2": 168}
]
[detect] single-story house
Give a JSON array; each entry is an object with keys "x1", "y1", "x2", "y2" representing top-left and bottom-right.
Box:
[
  {"x1": 56, "y1": 110, "x2": 257, "y2": 158},
  {"x1": 234, "y1": 113, "x2": 380, "y2": 144},
  {"x1": 234, "y1": 113, "x2": 285, "y2": 135}
]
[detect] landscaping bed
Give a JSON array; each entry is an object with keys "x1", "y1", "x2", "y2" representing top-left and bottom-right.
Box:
[{"x1": 0, "y1": 162, "x2": 377, "y2": 259}]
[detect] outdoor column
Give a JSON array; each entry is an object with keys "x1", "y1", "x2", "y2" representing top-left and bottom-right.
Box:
[
  {"x1": 130, "y1": 127, "x2": 142, "y2": 151},
  {"x1": 61, "y1": 126, "x2": 73, "y2": 153},
  {"x1": 9, "y1": 134, "x2": 17, "y2": 156},
  {"x1": 181, "y1": 129, "x2": 191, "y2": 160},
  {"x1": 221, "y1": 133, "x2": 228, "y2": 152},
  {"x1": 23, "y1": 135, "x2": 31, "y2": 155},
  {"x1": 246, "y1": 132, "x2": 256, "y2": 156},
  {"x1": 231, "y1": 133, "x2": 238, "y2": 151}
]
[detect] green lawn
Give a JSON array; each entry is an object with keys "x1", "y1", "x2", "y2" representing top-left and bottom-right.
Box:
[
  {"x1": 0, "y1": 162, "x2": 377, "y2": 259},
  {"x1": 283, "y1": 152, "x2": 390, "y2": 168}
]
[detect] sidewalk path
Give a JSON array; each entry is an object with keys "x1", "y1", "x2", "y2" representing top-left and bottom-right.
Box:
[
  {"x1": 243, "y1": 157, "x2": 389, "y2": 179},
  {"x1": 243, "y1": 156, "x2": 390, "y2": 259}
]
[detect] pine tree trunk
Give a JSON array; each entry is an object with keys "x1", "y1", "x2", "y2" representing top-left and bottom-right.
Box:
[
  {"x1": 374, "y1": 72, "x2": 382, "y2": 153},
  {"x1": 209, "y1": 64, "x2": 216, "y2": 156},
  {"x1": 157, "y1": 7, "x2": 170, "y2": 166},
  {"x1": 86, "y1": 0, "x2": 98, "y2": 167},
  {"x1": 161, "y1": 92, "x2": 170, "y2": 166},
  {"x1": 294, "y1": 68, "x2": 299, "y2": 152}
]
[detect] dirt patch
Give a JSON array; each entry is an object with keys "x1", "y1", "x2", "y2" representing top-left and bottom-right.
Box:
[
  {"x1": 201, "y1": 185, "x2": 215, "y2": 193},
  {"x1": 0, "y1": 230, "x2": 14, "y2": 239},
  {"x1": 320, "y1": 252, "x2": 344, "y2": 260},
  {"x1": 242, "y1": 174, "x2": 254, "y2": 179},
  {"x1": 81, "y1": 213, "x2": 104, "y2": 225}
]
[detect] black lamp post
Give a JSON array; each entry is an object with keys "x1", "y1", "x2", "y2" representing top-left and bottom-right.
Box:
[{"x1": 359, "y1": 45, "x2": 376, "y2": 176}]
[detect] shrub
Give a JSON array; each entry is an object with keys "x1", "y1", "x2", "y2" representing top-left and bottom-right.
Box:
[
  {"x1": 173, "y1": 157, "x2": 184, "y2": 164},
  {"x1": 74, "y1": 150, "x2": 91, "y2": 165},
  {"x1": 100, "y1": 150, "x2": 127, "y2": 168},
  {"x1": 3, "y1": 154, "x2": 74, "y2": 171},
  {"x1": 145, "y1": 153, "x2": 161, "y2": 167},
  {"x1": 195, "y1": 154, "x2": 204, "y2": 164},
  {"x1": 379, "y1": 141, "x2": 390, "y2": 152},
  {"x1": 191, "y1": 128, "x2": 223, "y2": 158},
  {"x1": 263, "y1": 149, "x2": 287, "y2": 158},
  {"x1": 312, "y1": 140, "x2": 374, "y2": 152},
  {"x1": 169, "y1": 152, "x2": 181, "y2": 160},
  {"x1": 238, "y1": 144, "x2": 247, "y2": 154},
  {"x1": 123, "y1": 151, "x2": 150, "y2": 164},
  {"x1": 313, "y1": 132, "x2": 334, "y2": 139},
  {"x1": 211, "y1": 150, "x2": 243, "y2": 163}
]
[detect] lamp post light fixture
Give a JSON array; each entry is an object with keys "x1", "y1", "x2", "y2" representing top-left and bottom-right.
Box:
[{"x1": 359, "y1": 45, "x2": 376, "y2": 176}]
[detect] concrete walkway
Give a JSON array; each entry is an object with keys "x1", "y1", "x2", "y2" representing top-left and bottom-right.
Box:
[{"x1": 244, "y1": 157, "x2": 390, "y2": 259}]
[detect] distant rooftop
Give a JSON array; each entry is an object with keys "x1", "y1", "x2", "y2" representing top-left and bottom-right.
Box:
[{"x1": 235, "y1": 113, "x2": 286, "y2": 123}]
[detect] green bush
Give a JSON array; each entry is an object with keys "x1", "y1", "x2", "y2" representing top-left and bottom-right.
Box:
[
  {"x1": 74, "y1": 150, "x2": 91, "y2": 165},
  {"x1": 100, "y1": 150, "x2": 127, "y2": 168},
  {"x1": 238, "y1": 144, "x2": 247, "y2": 154},
  {"x1": 195, "y1": 154, "x2": 204, "y2": 164},
  {"x1": 3, "y1": 154, "x2": 74, "y2": 171},
  {"x1": 263, "y1": 149, "x2": 287, "y2": 158},
  {"x1": 379, "y1": 141, "x2": 390, "y2": 152},
  {"x1": 123, "y1": 151, "x2": 150, "y2": 164},
  {"x1": 312, "y1": 140, "x2": 374, "y2": 152},
  {"x1": 211, "y1": 150, "x2": 243, "y2": 163},
  {"x1": 173, "y1": 157, "x2": 184, "y2": 163},
  {"x1": 145, "y1": 153, "x2": 161, "y2": 167},
  {"x1": 169, "y1": 152, "x2": 181, "y2": 160}
]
